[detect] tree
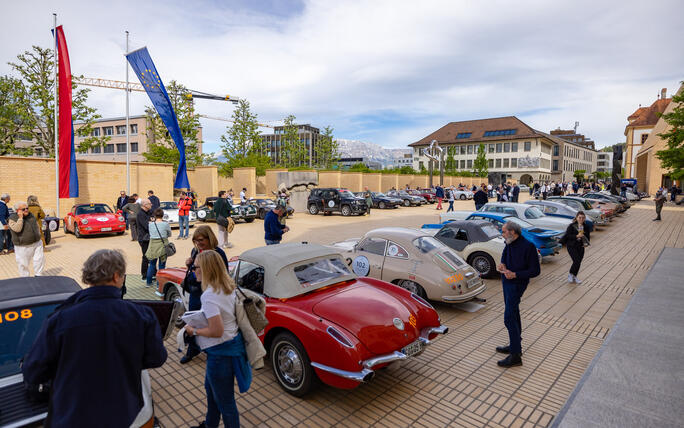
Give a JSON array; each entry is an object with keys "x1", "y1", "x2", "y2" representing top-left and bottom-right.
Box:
[
  {"x1": 316, "y1": 125, "x2": 339, "y2": 169},
  {"x1": 474, "y1": 143, "x2": 488, "y2": 177},
  {"x1": 573, "y1": 169, "x2": 586, "y2": 182},
  {"x1": 143, "y1": 81, "x2": 209, "y2": 170},
  {"x1": 0, "y1": 75, "x2": 33, "y2": 155},
  {"x1": 279, "y1": 114, "x2": 305, "y2": 167},
  {"x1": 656, "y1": 87, "x2": 684, "y2": 180},
  {"x1": 7, "y1": 45, "x2": 107, "y2": 156},
  {"x1": 444, "y1": 145, "x2": 456, "y2": 173},
  {"x1": 217, "y1": 99, "x2": 271, "y2": 176}
]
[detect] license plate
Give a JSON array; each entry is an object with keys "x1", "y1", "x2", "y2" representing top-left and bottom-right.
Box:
[
  {"x1": 401, "y1": 340, "x2": 423, "y2": 357},
  {"x1": 467, "y1": 278, "x2": 481, "y2": 289},
  {"x1": 101, "y1": 227, "x2": 112, "y2": 231}
]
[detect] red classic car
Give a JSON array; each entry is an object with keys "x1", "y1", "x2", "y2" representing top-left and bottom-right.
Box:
[
  {"x1": 156, "y1": 243, "x2": 448, "y2": 396},
  {"x1": 63, "y1": 203, "x2": 126, "y2": 238},
  {"x1": 410, "y1": 189, "x2": 435, "y2": 203}
]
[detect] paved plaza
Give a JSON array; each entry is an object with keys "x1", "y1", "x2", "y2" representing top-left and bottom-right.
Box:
[{"x1": 1, "y1": 196, "x2": 682, "y2": 427}]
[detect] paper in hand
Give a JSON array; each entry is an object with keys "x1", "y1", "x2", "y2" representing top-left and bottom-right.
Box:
[{"x1": 181, "y1": 310, "x2": 208, "y2": 329}]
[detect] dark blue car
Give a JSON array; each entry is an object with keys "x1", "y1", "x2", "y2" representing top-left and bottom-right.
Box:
[{"x1": 422, "y1": 212, "x2": 563, "y2": 257}]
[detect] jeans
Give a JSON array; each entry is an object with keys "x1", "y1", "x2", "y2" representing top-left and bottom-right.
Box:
[
  {"x1": 138, "y1": 240, "x2": 149, "y2": 279},
  {"x1": 567, "y1": 244, "x2": 584, "y2": 276},
  {"x1": 185, "y1": 286, "x2": 203, "y2": 358},
  {"x1": 122, "y1": 211, "x2": 128, "y2": 229},
  {"x1": 265, "y1": 239, "x2": 280, "y2": 245},
  {"x1": 0, "y1": 229, "x2": 13, "y2": 251},
  {"x1": 503, "y1": 282, "x2": 527, "y2": 354},
  {"x1": 178, "y1": 215, "x2": 189, "y2": 238},
  {"x1": 205, "y1": 354, "x2": 240, "y2": 428},
  {"x1": 447, "y1": 200, "x2": 454, "y2": 212},
  {"x1": 146, "y1": 257, "x2": 166, "y2": 286}
]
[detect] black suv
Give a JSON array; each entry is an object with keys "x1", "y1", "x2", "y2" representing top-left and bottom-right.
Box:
[{"x1": 308, "y1": 188, "x2": 368, "y2": 216}]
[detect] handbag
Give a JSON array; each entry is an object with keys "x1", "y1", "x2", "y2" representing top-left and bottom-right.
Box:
[
  {"x1": 216, "y1": 215, "x2": 229, "y2": 228},
  {"x1": 154, "y1": 222, "x2": 176, "y2": 258},
  {"x1": 236, "y1": 287, "x2": 268, "y2": 333}
]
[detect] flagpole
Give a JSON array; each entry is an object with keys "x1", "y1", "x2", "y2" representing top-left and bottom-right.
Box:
[
  {"x1": 53, "y1": 13, "x2": 59, "y2": 217},
  {"x1": 125, "y1": 30, "x2": 130, "y2": 195}
]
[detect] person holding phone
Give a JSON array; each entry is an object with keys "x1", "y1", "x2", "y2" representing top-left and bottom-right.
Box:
[{"x1": 562, "y1": 211, "x2": 592, "y2": 283}]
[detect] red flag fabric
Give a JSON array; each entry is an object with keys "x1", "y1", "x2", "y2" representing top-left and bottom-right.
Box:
[{"x1": 55, "y1": 25, "x2": 78, "y2": 198}]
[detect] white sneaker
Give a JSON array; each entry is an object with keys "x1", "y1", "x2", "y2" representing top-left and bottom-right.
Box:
[
  {"x1": 573, "y1": 276, "x2": 582, "y2": 284},
  {"x1": 567, "y1": 273, "x2": 574, "y2": 283},
  {"x1": 224, "y1": 242, "x2": 234, "y2": 248}
]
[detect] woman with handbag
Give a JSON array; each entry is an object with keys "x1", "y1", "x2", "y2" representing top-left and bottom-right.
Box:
[
  {"x1": 185, "y1": 250, "x2": 247, "y2": 428},
  {"x1": 145, "y1": 209, "x2": 172, "y2": 288},
  {"x1": 181, "y1": 225, "x2": 229, "y2": 364},
  {"x1": 562, "y1": 211, "x2": 592, "y2": 284}
]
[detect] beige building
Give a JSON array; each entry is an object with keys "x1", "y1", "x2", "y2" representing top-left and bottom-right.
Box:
[
  {"x1": 624, "y1": 89, "x2": 671, "y2": 178},
  {"x1": 635, "y1": 84, "x2": 682, "y2": 195},
  {"x1": 410, "y1": 116, "x2": 595, "y2": 185},
  {"x1": 17, "y1": 115, "x2": 202, "y2": 162},
  {"x1": 548, "y1": 129, "x2": 598, "y2": 182}
]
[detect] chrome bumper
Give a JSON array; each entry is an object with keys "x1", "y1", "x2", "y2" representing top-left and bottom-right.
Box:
[{"x1": 310, "y1": 324, "x2": 449, "y2": 383}]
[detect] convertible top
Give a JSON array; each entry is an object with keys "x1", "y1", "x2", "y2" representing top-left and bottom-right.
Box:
[
  {"x1": 439, "y1": 220, "x2": 500, "y2": 242},
  {"x1": 0, "y1": 276, "x2": 81, "y2": 302}
]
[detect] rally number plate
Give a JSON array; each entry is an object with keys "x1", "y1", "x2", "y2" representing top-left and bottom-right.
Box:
[
  {"x1": 101, "y1": 227, "x2": 112, "y2": 231},
  {"x1": 401, "y1": 340, "x2": 423, "y2": 357}
]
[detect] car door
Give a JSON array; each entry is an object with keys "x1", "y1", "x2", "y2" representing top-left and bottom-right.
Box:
[
  {"x1": 352, "y1": 237, "x2": 387, "y2": 278},
  {"x1": 381, "y1": 240, "x2": 410, "y2": 282}
]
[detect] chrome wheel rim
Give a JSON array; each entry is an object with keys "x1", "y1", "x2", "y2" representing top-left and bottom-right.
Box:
[
  {"x1": 400, "y1": 280, "x2": 420, "y2": 294},
  {"x1": 277, "y1": 345, "x2": 303, "y2": 385},
  {"x1": 473, "y1": 256, "x2": 490, "y2": 274}
]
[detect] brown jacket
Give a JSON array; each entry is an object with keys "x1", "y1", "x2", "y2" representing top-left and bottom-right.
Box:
[{"x1": 27, "y1": 204, "x2": 46, "y2": 245}]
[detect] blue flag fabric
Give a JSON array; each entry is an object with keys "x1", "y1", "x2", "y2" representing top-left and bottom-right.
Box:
[{"x1": 126, "y1": 47, "x2": 190, "y2": 189}]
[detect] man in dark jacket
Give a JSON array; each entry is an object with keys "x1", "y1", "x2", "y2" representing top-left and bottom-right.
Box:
[
  {"x1": 435, "y1": 185, "x2": 444, "y2": 210},
  {"x1": 0, "y1": 193, "x2": 13, "y2": 254},
  {"x1": 264, "y1": 205, "x2": 289, "y2": 245},
  {"x1": 8, "y1": 201, "x2": 44, "y2": 276},
  {"x1": 23, "y1": 249, "x2": 167, "y2": 428},
  {"x1": 147, "y1": 190, "x2": 160, "y2": 211},
  {"x1": 495, "y1": 221, "x2": 540, "y2": 367},
  {"x1": 473, "y1": 185, "x2": 488, "y2": 210},
  {"x1": 116, "y1": 190, "x2": 129, "y2": 229},
  {"x1": 136, "y1": 199, "x2": 152, "y2": 279},
  {"x1": 512, "y1": 184, "x2": 520, "y2": 202}
]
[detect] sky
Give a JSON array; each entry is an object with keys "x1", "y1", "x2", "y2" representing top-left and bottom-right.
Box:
[{"x1": 2, "y1": 0, "x2": 683, "y2": 154}]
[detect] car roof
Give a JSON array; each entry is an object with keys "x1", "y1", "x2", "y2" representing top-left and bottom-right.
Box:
[
  {"x1": 365, "y1": 227, "x2": 430, "y2": 241},
  {"x1": 440, "y1": 220, "x2": 498, "y2": 241},
  {"x1": 73, "y1": 203, "x2": 107, "y2": 207},
  {"x1": 482, "y1": 202, "x2": 528, "y2": 209},
  {"x1": 525, "y1": 200, "x2": 566, "y2": 209},
  {"x1": 0, "y1": 276, "x2": 81, "y2": 308},
  {"x1": 240, "y1": 242, "x2": 343, "y2": 276}
]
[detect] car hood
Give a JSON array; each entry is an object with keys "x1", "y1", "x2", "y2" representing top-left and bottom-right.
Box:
[
  {"x1": 313, "y1": 285, "x2": 418, "y2": 354},
  {"x1": 78, "y1": 213, "x2": 120, "y2": 222}
]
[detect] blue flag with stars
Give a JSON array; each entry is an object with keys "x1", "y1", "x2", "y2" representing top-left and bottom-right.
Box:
[{"x1": 126, "y1": 47, "x2": 190, "y2": 189}]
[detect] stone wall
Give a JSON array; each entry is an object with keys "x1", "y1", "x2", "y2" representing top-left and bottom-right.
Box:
[{"x1": 187, "y1": 166, "x2": 218, "y2": 204}]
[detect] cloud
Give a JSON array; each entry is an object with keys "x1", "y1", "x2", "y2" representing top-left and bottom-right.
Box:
[{"x1": 1, "y1": 0, "x2": 682, "y2": 154}]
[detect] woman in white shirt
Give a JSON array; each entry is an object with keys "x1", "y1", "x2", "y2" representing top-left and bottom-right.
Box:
[
  {"x1": 185, "y1": 250, "x2": 249, "y2": 428},
  {"x1": 144, "y1": 208, "x2": 171, "y2": 287}
]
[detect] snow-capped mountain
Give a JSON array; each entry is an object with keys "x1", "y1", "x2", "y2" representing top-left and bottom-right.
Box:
[{"x1": 336, "y1": 139, "x2": 411, "y2": 167}]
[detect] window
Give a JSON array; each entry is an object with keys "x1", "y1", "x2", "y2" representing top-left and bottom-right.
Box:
[
  {"x1": 524, "y1": 207, "x2": 544, "y2": 219},
  {"x1": 460, "y1": 145, "x2": 466, "y2": 155},
  {"x1": 503, "y1": 158, "x2": 509, "y2": 168},
  {"x1": 385, "y1": 241, "x2": 408, "y2": 259},
  {"x1": 358, "y1": 237, "x2": 387, "y2": 255},
  {"x1": 454, "y1": 229, "x2": 468, "y2": 241},
  {"x1": 116, "y1": 143, "x2": 126, "y2": 152},
  {"x1": 641, "y1": 133, "x2": 648, "y2": 144},
  {"x1": 495, "y1": 159, "x2": 501, "y2": 168},
  {"x1": 496, "y1": 143, "x2": 502, "y2": 153},
  {"x1": 456, "y1": 132, "x2": 471, "y2": 139},
  {"x1": 542, "y1": 205, "x2": 558, "y2": 214},
  {"x1": 236, "y1": 261, "x2": 265, "y2": 294},
  {"x1": 91, "y1": 127, "x2": 101, "y2": 137},
  {"x1": 488, "y1": 144, "x2": 495, "y2": 153},
  {"x1": 104, "y1": 144, "x2": 115, "y2": 153},
  {"x1": 504, "y1": 143, "x2": 510, "y2": 152},
  {"x1": 467, "y1": 159, "x2": 473, "y2": 168},
  {"x1": 511, "y1": 142, "x2": 518, "y2": 152},
  {"x1": 103, "y1": 127, "x2": 113, "y2": 136},
  {"x1": 116, "y1": 125, "x2": 126, "y2": 135},
  {"x1": 488, "y1": 159, "x2": 494, "y2": 168},
  {"x1": 553, "y1": 160, "x2": 559, "y2": 171},
  {"x1": 294, "y1": 258, "x2": 351, "y2": 288},
  {"x1": 91, "y1": 145, "x2": 101, "y2": 154},
  {"x1": 483, "y1": 129, "x2": 517, "y2": 137},
  {"x1": 460, "y1": 160, "x2": 466, "y2": 169},
  {"x1": 130, "y1": 142, "x2": 138, "y2": 153},
  {"x1": 553, "y1": 145, "x2": 559, "y2": 156},
  {"x1": 130, "y1": 124, "x2": 138, "y2": 134},
  {"x1": 467, "y1": 145, "x2": 473, "y2": 154},
  {"x1": 524, "y1": 141, "x2": 531, "y2": 151},
  {"x1": 511, "y1": 158, "x2": 517, "y2": 168}
]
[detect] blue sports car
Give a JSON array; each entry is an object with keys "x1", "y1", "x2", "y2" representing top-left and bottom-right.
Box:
[{"x1": 422, "y1": 212, "x2": 563, "y2": 257}]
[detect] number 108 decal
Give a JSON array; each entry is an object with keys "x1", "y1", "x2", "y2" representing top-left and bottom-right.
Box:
[{"x1": 0, "y1": 309, "x2": 33, "y2": 323}]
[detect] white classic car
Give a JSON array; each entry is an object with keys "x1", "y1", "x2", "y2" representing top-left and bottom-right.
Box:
[
  {"x1": 450, "y1": 189, "x2": 474, "y2": 200},
  {"x1": 160, "y1": 201, "x2": 197, "y2": 228},
  {"x1": 479, "y1": 202, "x2": 571, "y2": 232}
]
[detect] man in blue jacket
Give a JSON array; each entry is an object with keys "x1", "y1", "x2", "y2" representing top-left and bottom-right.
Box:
[
  {"x1": 22, "y1": 249, "x2": 167, "y2": 428},
  {"x1": 0, "y1": 193, "x2": 13, "y2": 254},
  {"x1": 435, "y1": 185, "x2": 444, "y2": 210},
  {"x1": 496, "y1": 221, "x2": 540, "y2": 367},
  {"x1": 264, "y1": 205, "x2": 289, "y2": 245}
]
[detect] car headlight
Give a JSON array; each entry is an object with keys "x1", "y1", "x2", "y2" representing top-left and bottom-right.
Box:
[
  {"x1": 118, "y1": 216, "x2": 125, "y2": 222},
  {"x1": 81, "y1": 218, "x2": 88, "y2": 225},
  {"x1": 163, "y1": 214, "x2": 169, "y2": 220}
]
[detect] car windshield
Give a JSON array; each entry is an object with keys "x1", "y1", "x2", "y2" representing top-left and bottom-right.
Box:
[
  {"x1": 524, "y1": 207, "x2": 545, "y2": 219},
  {"x1": 481, "y1": 224, "x2": 501, "y2": 239},
  {"x1": 160, "y1": 202, "x2": 176, "y2": 209},
  {"x1": 413, "y1": 236, "x2": 448, "y2": 253},
  {"x1": 75, "y1": 204, "x2": 112, "y2": 215},
  {"x1": 293, "y1": 257, "x2": 352, "y2": 289},
  {"x1": 1, "y1": 302, "x2": 60, "y2": 377},
  {"x1": 339, "y1": 190, "x2": 355, "y2": 198},
  {"x1": 374, "y1": 192, "x2": 386, "y2": 197},
  {"x1": 398, "y1": 191, "x2": 410, "y2": 196}
]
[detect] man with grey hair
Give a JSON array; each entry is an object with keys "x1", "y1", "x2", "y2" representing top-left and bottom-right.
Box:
[
  {"x1": 22, "y1": 249, "x2": 167, "y2": 427},
  {"x1": 0, "y1": 193, "x2": 13, "y2": 254},
  {"x1": 495, "y1": 220, "x2": 540, "y2": 367},
  {"x1": 8, "y1": 201, "x2": 44, "y2": 276}
]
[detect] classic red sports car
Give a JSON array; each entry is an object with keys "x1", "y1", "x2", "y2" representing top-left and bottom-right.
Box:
[
  {"x1": 156, "y1": 243, "x2": 448, "y2": 396},
  {"x1": 63, "y1": 203, "x2": 126, "y2": 238},
  {"x1": 410, "y1": 189, "x2": 435, "y2": 203}
]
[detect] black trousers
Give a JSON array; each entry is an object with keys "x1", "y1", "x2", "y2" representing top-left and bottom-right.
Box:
[
  {"x1": 655, "y1": 204, "x2": 663, "y2": 219},
  {"x1": 567, "y1": 244, "x2": 584, "y2": 276},
  {"x1": 139, "y1": 240, "x2": 149, "y2": 278}
]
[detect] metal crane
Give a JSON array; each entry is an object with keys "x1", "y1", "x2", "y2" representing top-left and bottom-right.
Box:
[{"x1": 196, "y1": 114, "x2": 273, "y2": 128}]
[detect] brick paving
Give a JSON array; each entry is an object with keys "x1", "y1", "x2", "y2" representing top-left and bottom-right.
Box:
[{"x1": 2, "y1": 196, "x2": 683, "y2": 427}]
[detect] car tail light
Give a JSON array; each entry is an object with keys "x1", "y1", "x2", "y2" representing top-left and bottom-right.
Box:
[
  {"x1": 411, "y1": 293, "x2": 433, "y2": 309},
  {"x1": 326, "y1": 326, "x2": 354, "y2": 348}
]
